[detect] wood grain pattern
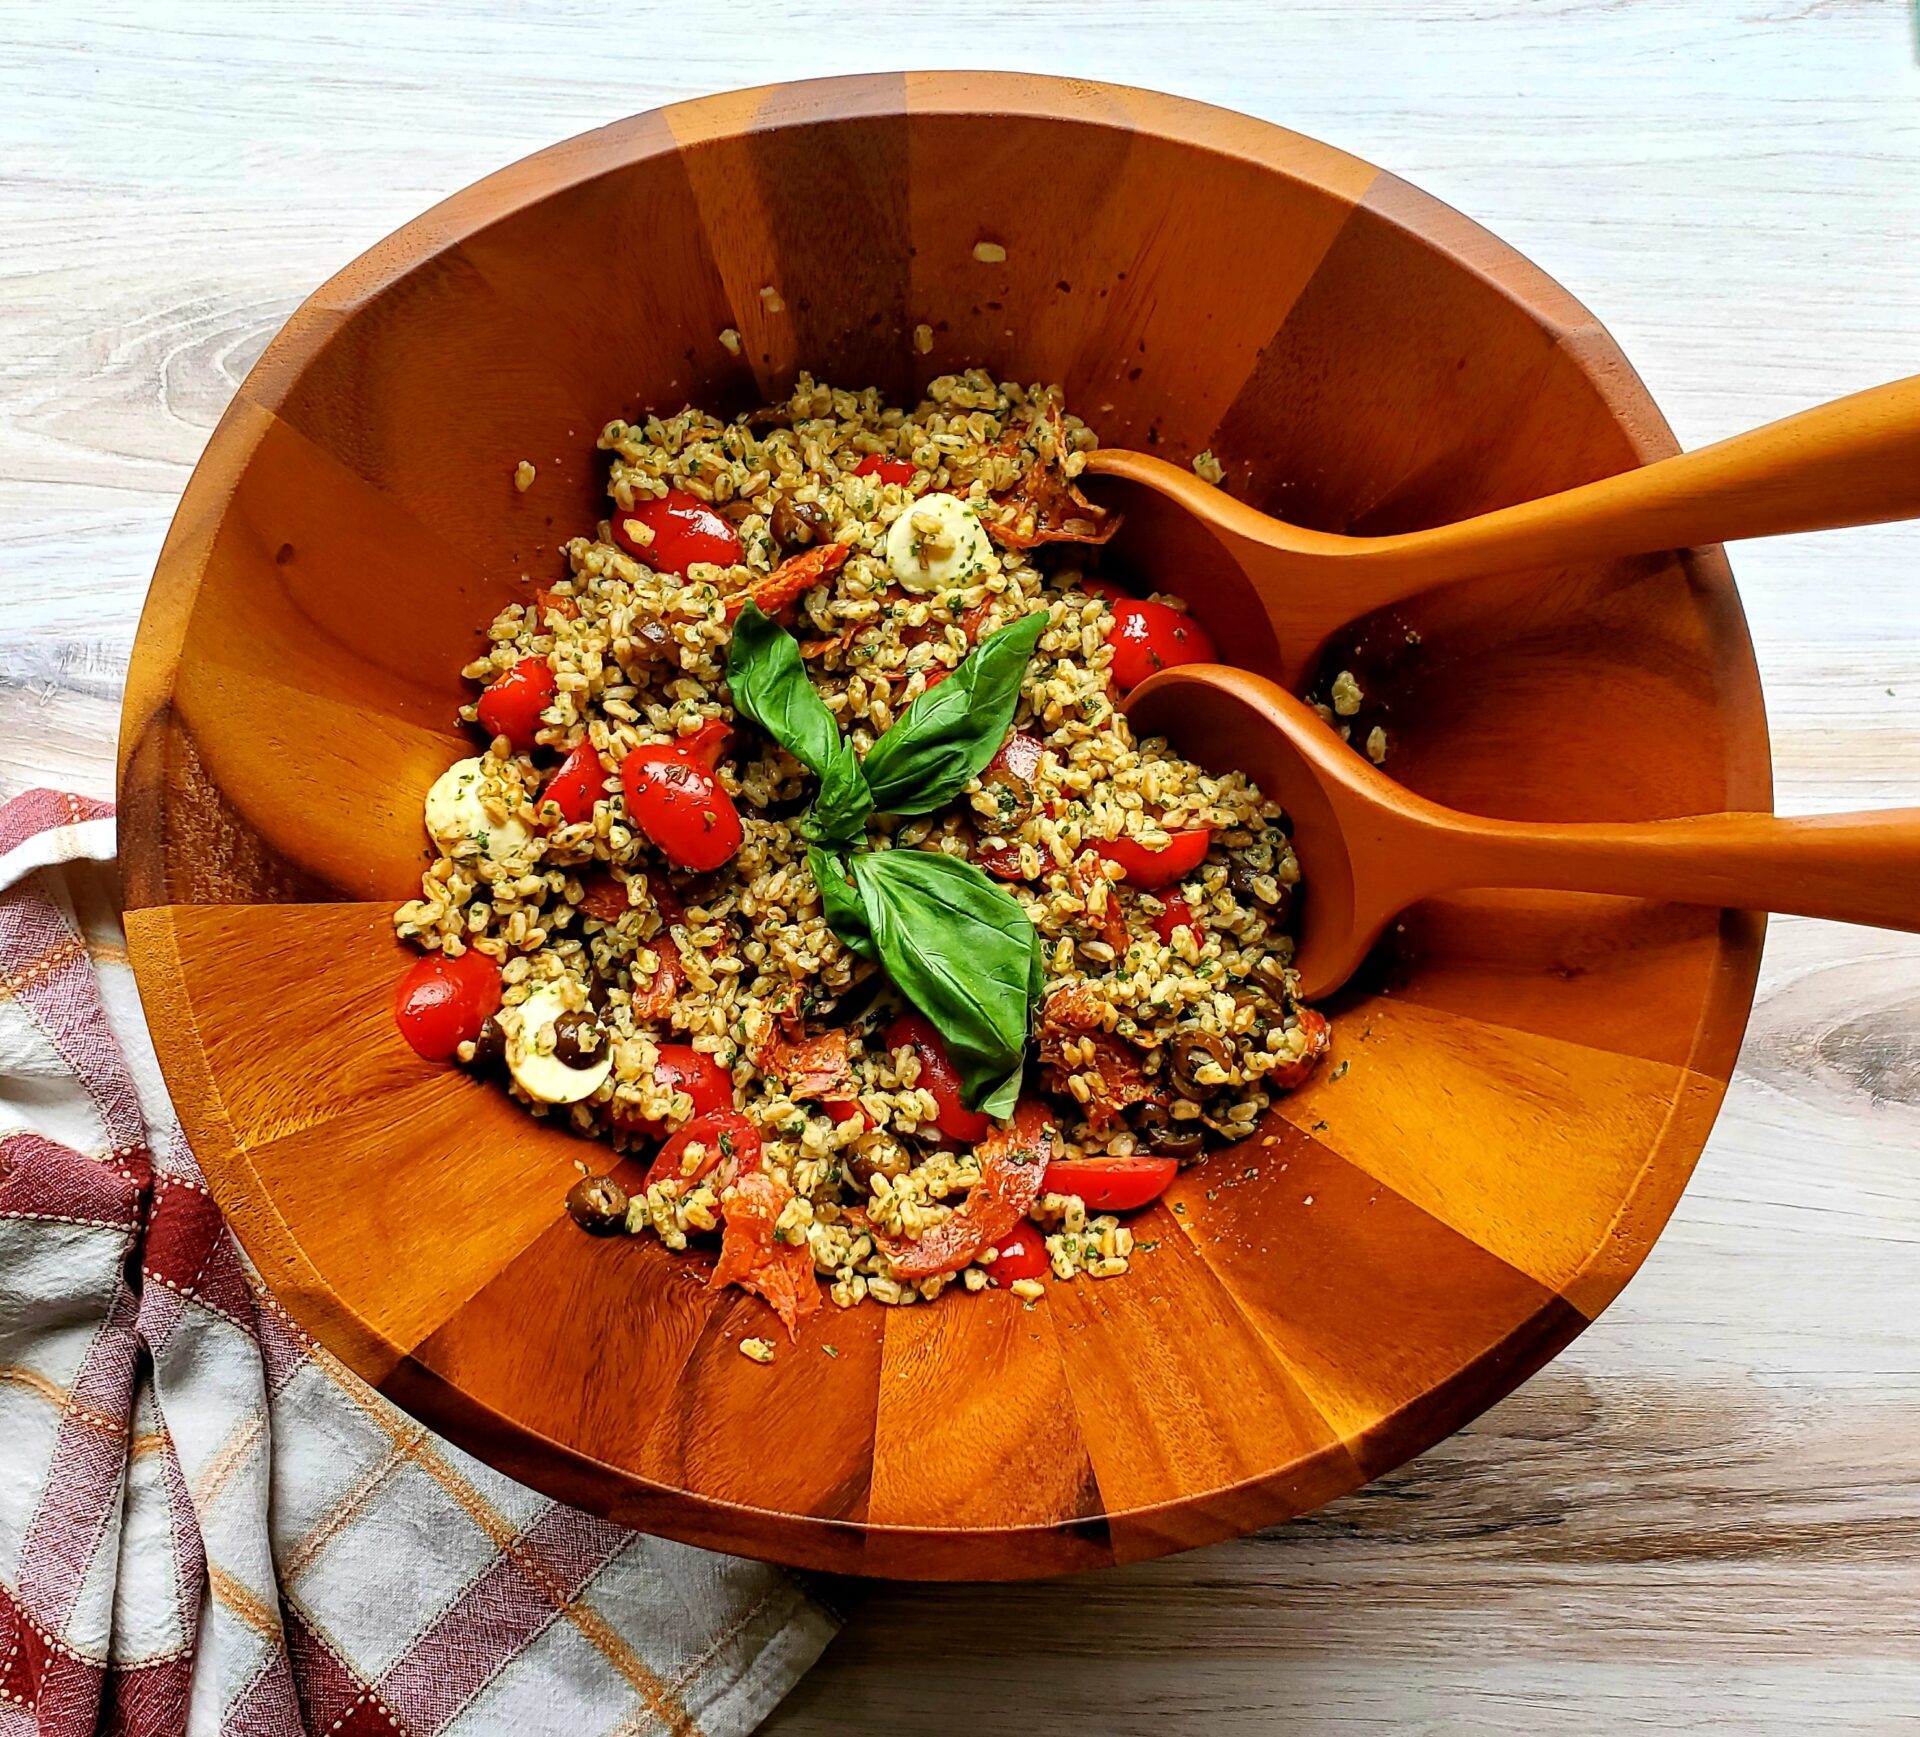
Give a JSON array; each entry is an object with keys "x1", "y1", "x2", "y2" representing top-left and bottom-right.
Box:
[
  {"x1": 8, "y1": 1, "x2": 1920, "y2": 1726},
  {"x1": 109, "y1": 67, "x2": 1780, "y2": 1580}
]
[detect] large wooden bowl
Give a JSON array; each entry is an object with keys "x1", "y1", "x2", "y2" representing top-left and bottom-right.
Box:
[{"x1": 118, "y1": 73, "x2": 1769, "y2": 1579}]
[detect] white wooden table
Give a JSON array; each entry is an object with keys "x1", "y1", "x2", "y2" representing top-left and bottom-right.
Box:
[{"x1": 7, "y1": 3, "x2": 1919, "y2": 1729}]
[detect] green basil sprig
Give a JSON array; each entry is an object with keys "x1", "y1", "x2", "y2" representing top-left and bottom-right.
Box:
[{"x1": 729, "y1": 602, "x2": 1049, "y2": 1113}]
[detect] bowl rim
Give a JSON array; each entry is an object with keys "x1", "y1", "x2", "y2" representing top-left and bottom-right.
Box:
[{"x1": 117, "y1": 70, "x2": 1771, "y2": 1578}]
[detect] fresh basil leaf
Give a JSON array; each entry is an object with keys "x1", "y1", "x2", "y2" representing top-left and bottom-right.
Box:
[
  {"x1": 850, "y1": 847, "x2": 1039, "y2": 1111},
  {"x1": 976, "y1": 1055, "x2": 1025, "y2": 1121},
  {"x1": 808, "y1": 846, "x2": 876, "y2": 960},
  {"x1": 727, "y1": 603, "x2": 871, "y2": 847},
  {"x1": 859, "y1": 610, "x2": 1049, "y2": 816}
]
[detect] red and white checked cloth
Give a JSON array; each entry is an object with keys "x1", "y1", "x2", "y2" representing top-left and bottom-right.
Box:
[{"x1": 0, "y1": 790, "x2": 837, "y2": 1737}]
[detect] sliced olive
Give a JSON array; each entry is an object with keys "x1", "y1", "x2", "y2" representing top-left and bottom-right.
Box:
[
  {"x1": 633, "y1": 619, "x2": 675, "y2": 660},
  {"x1": 464, "y1": 1014, "x2": 507, "y2": 1073},
  {"x1": 978, "y1": 763, "x2": 1035, "y2": 828},
  {"x1": 1227, "y1": 859, "x2": 1264, "y2": 901},
  {"x1": 1170, "y1": 1030, "x2": 1232, "y2": 1101},
  {"x1": 770, "y1": 495, "x2": 833, "y2": 547},
  {"x1": 848, "y1": 1139, "x2": 910, "y2": 1193},
  {"x1": 551, "y1": 1009, "x2": 605, "y2": 1069},
  {"x1": 566, "y1": 1173, "x2": 628, "y2": 1235},
  {"x1": 1133, "y1": 1101, "x2": 1205, "y2": 1163},
  {"x1": 1250, "y1": 955, "x2": 1293, "y2": 1004}
]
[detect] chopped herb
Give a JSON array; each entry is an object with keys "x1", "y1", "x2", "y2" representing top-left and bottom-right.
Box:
[
  {"x1": 1330, "y1": 1060, "x2": 1350, "y2": 1081},
  {"x1": 822, "y1": 1344, "x2": 840, "y2": 1359}
]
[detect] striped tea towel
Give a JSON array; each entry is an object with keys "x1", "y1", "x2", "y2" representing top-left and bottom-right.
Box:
[{"x1": 0, "y1": 789, "x2": 836, "y2": 1737}]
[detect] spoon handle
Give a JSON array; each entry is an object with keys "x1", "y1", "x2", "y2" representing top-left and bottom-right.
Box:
[
  {"x1": 1368, "y1": 374, "x2": 1920, "y2": 591},
  {"x1": 1429, "y1": 807, "x2": 1920, "y2": 933}
]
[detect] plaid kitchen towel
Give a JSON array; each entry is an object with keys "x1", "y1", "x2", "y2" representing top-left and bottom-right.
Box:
[{"x1": 0, "y1": 789, "x2": 837, "y2": 1737}]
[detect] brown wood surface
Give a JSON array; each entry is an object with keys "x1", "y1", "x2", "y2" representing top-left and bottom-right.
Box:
[
  {"x1": 1129, "y1": 668, "x2": 1920, "y2": 1001},
  {"x1": 1092, "y1": 371, "x2": 1920, "y2": 688},
  {"x1": 115, "y1": 71, "x2": 1772, "y2": 1580}
]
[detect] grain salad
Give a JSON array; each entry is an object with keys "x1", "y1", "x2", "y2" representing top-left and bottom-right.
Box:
[{"x1": 391, "y1": 372, "x2": 1330, "y2": 1339}]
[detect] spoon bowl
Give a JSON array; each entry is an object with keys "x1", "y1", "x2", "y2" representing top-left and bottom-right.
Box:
[{"x1": 1130, "y1": 662, "x2": 1920, "y2": 1001}]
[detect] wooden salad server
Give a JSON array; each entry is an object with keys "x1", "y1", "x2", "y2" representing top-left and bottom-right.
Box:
[
  {"x1": 1088, "y1": 373, "x2": 1920, "y2": 690},
  {"x1": 1127, "y1": 665, "x2": 1920, "y2": 1002}
]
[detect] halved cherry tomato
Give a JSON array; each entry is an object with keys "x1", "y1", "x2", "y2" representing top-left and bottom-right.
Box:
[
  {"x1": 1106, "y1": 599, "x2": 1216, "y2": 692},
  {"x1": 644, "y1": 1110, "x2": 762, "y2": 1192},
  {"x1": 621, "y1": 744, "x2": 743, "y2": 872},
  {"x1": 824, "y1": 1098, "x2": 867, "y2": 1131},
  {"x1": 920, "y1": 665, "x2": 954, "y2": 693},
  {"x1": 1152, "y1": 892, "x2": 1197, "y2": 944},
  {"x1": 852, "y1": 455, "x2": 917, "y2": 485},
  {"x1": 1040, "y1": 1155, "x2": 1178, "y2": 1212},
  {"x1": 610, "y1": 490, "x2": 743, "y2": 575},
  {"x1": 988, "y1": 728, "x2": 1045, "y2": 786},
  {"x1": 975, "y1": 840, "x2": 1029, "y2": 881},
  {"x1": 676, "y1": 718, "x2": 733, "y2": 770},
  {"x1": 475, "y1": 657, "x2": 555, "y2": 751},
  {"x1": 988, "y1": 1222, "x2": 1051, "y2": 1283},
  {"x1": 1085, "y1": 827, "x2": 1212, "y2": 890},
  {"x1": 1269, "y1": 1006, "x2": 1332, "y2": 1091},
  {"x1": 1081, "y1": 577, "x2": 1130, "y2": 606},
  {"x1": 883, "y1": 1011, "x2": 990, "y2": 1142},
  {"x1": 543, "y1": 742, "x2": 605, "y2": 825},
  {"x1": 613, "y1": 1043, "x2": 734, "y2": 1138},
  {"x1": 393, "y1": 951, "x2": 502, "y2": 1061}
]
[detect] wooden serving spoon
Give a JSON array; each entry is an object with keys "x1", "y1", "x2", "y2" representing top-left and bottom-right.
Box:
[
  {"x1": 1125, "y1": 664, "x2": 1920, "y2": 1002},
  {"x1": 1088, "y1": 374, "x2": 1920, "y2": 690}
]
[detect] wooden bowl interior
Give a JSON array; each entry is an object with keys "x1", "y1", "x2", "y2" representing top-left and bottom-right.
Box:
[{"x1": 119, "y1": 75, "x2": 1768, "y2": 1579}]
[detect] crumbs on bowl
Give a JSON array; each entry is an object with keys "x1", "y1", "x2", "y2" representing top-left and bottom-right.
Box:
[
  {"x1": 740, "y1": 1337, "x2": 776, "y2": 1364},
  {"x1": 972, "y1": 240, "x2": 1007, "y2": 264},
  {"x1": 1192, "y1": 450, "x2": 1224, "y2": 486},
  {"x1": 913, "y1": 323, "x2": 934, "y2": 355},
  {"x1": 513, "y1": 460, "x2": 536, "y2": 493},
  {"x1": 719, "y1": 327, "x2": 743, "y2": 356},
  {"x1": 758, "y1": 285, "x2": 786, "y2": 315}
]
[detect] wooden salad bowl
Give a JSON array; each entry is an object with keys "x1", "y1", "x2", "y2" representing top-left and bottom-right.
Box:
[{"x1": 118, "y1": 73, "x2": 1769, "y2": 1579}]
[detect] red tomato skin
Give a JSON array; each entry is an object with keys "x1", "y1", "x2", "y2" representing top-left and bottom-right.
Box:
[
  {"x1": 621, "y1": 746, "x2": 743, "y2": 872},
  {"x1": 677, "y1": 718, "x2": 733, "y2": 770},
  {"x1": 1086, "y1": 827, "x2": 1212, "y2": 890},
  {"x1": 1040, "y1": 1155, "x2": 1179, "y2": 1212},
  {"x1": 616, "y1": 1043, "x2": 734, "y2": 1138},
  {"x1": 1106, "y1": 599, "x2": 1216, "y2": 692},
  {"x1": 920, "y1": 665, "x2": 953, "y2": 693},
  {"x1": 393, "y1": 952, "x2": 502, "y2": 1061},
  {"x1": 824, "y1": 1098, "x2": 867, "y2": 1129},
  {"x1": 644, "y1": 1110, "x2": 763, "y2": 1192},
  {"x1": 1152, "y1": 892, "x2": 1197, "y2": 944},
  {"x1": 883, "y1": 1011, "x2": 991, "y2": 1142},
  {"x1": 1082, "y1": 577, "x2": 1130, "y2": 606},
  {"x1": 543, "y1": 742, "x2": 604, "y2": 824},
  {"x1": 610, "y1": 490, "x2": 743, "y2": 575},
  {"x1": 989, "y1": 1223, "x2": 1051, "y2": 1283},
  {"x1": 852, "y1": 455, "x2": 917, "y2": 485},
  {"x1": 475, "y1": 658, "x2": 555, "y2": 750}
]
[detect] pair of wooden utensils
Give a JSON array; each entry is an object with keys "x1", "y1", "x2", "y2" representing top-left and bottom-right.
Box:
[{"x1": 1090, "y1": 375, "x2": 1920, "y2": 998}]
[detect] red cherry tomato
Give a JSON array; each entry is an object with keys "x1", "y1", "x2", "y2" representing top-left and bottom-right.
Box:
[
  {"x1": 1040, "y1": 1155, "x2": 1179, "y2": 1212},
  {"x1": 621, "y1": 744, "x2": 743, "y2": 872},
  {"x1": 1082, "y1": 578, "x2": 1130, "y2": 606},
  {"x1": 614, "y1": 1043, "x2": 734, "y2": 1138},
  {"x1": 393, "y1": 951, "x2": 502, "y2": 1061},
  {"x1": 543, "y1": 742, "x2": 605, "y2": 825},
  {"x1": 920, "y1": 665, "x2": 953, "y2": 694},
  {"x1": 975, "y1": 840, "x2": 1029, "y2": 881},
  {"x1": 1106, "y1": 599, "x2": 1216, "y2": 693},
  {"x1": 883, "y1": 1011, "x2": 990, "y2": 1143},
  {"x1": 676, "y1": 718, "x2": 733, "y2": 770},
  {"x1": 644, "y1": 1110, "x2": 762, "y2": 1192},
  {"x1": 475, "y1": 657, "x2": 555, "y2": 751},
  {"x1": 1152, "y1": 892, "x2": 1197, "y2": 944},
  {"x1": 989, "y1": 1222, "x2": 1051, "y2": 1283},
  {"x1": 1085, "y1": 827, "x2": 1212, "y2": 890},
  {"x1": 1269, "y1": 1006, "x2": 1332, "y2": 1091},
  {"x1": 824, "y1": 1098, "x2": 867, "y2": 1130},
  {"x1": 852, "y1": 455, "x2": 917, "y2": 485},
  {"x1": 610, "y1": 490, "x2": 743, "y2": 575}
]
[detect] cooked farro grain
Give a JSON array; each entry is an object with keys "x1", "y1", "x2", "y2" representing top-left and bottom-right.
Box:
[{"x1": 393, "y1": 372, "x2": 1331, "y2": 1336}]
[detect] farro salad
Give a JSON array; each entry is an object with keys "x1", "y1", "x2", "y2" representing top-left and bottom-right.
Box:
[{"x1": 392, "y1": 372, "x2": 1329, "y2": 1345}]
